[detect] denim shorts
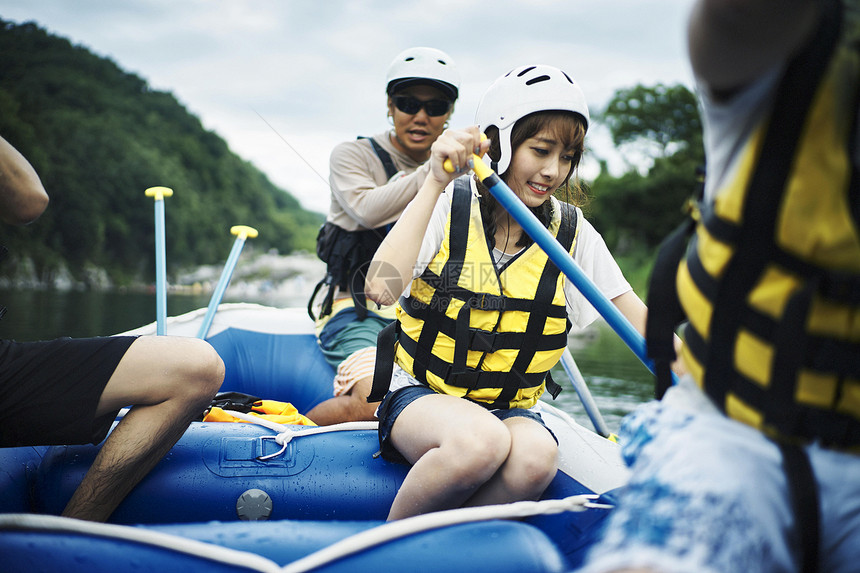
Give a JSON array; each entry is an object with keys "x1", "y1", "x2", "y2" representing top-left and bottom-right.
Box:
[
  {"x1": 317, "y1": 306, "x2": 393, "y2": 370},
  {"x1": 376, "y1": 384, "x2": 557, "y2": 465}
]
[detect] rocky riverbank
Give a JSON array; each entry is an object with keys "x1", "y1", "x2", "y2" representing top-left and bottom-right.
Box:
[
  {"x1": 0, "y1": 249, "x2": 327, "y2": 308},
  {"x1": 173, "y1": 249, "x2": 326, "y2": 306}
]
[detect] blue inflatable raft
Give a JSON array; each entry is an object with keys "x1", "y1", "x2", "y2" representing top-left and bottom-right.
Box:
[{"x1": 0, "y1": 303, "x2": 628, "y2": 572}]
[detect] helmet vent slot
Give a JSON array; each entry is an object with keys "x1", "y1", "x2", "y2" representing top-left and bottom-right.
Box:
[{"x1": 525, "y1": 75, "x2": 551, "y2": 85}]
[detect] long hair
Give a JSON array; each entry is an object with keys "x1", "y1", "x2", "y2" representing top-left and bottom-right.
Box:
[{"x1": 477, "y1": 110, "x2": 587, "y2": 249}]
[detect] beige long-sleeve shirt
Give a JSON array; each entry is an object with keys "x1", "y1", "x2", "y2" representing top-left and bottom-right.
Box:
[{"x1": 326, "y1": 131, "x2": 431, "y2": 231}]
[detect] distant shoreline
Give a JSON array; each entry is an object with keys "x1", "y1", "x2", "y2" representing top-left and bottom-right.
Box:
[{"x1": 0, "y1": 250, "x2": 326, "y2": 302}]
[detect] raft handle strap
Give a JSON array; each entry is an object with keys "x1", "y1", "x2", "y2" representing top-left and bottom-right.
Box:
[{"x1": 219, "y1": 409, "x2": 378, "y2": 461}]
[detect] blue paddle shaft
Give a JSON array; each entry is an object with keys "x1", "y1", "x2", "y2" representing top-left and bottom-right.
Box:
[
  {"x1": 197, "y1": 236, "x2": 247, "y2": 339},
  {"x1": 480, "y1": 172, "x2": 674, "y2": 383},
  {"x1": 154, "y1": 199, "x2": 167, "y2": 336}
]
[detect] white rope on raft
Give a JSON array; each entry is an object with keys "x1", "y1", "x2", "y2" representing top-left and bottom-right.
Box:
[
  {"x1": 0, "y1": 494, "x2": 613, "y2": 573},
  {"x1": 0, "y1": 513, "x2": 284, "y2": 573},
  {"x1": 280, "y1": 494, "x2": 614, "y2": 573}
]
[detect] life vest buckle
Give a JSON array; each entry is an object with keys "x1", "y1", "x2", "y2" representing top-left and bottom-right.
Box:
[
  {"x1": 469, "y1": 293, "x2": 504, "y2": 311},
  {"x1": 470, "y1": 330, "x2": 497, "y2": 353},
  {"x1": 682, "y1": 198, "x2": 702, "y2": 222},
  {"x1": 446, "y1": 366, "x2": 482, "y2": 391}
]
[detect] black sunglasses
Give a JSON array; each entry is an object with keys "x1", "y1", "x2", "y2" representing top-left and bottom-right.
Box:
[{"x1": 393, "y1": 95, "x2": 451, "y2": 117}]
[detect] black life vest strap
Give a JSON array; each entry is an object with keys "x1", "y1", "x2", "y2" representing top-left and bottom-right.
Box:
[
  {"x1": 360, "y1": 136, "x2": 399, "y2": 181},
  {"x1": 349, "y1": 263, "x2": 370, "y2": 321},
  {"x1": 0, "y1": 246, "x2": 7, "y2": 322},
  {"x1": 399, "y1": 295, "x2": 568, "y2": 352},
  {"x1": 544, "y1": 372, "x2": 563, "y2": 400},
  {"x1": 415, "y1": 273, "x2": 568, "y2": 317},
  {"x1": 368, "y1": 319, "x2": 399, "y2": 403},
  {"x1": 394, "y1": 331, "x2": 550, "y2": 393},
  {"x1": 704, "y1": 206, "x2": 860, "y2": 307},
  {"x1": 778, "y1": 441, "x2": 820, "y2": 573},
  {"x1": 367, "y1": 315, "x2": 557, "y2": 403},
  {"x1": 434, "y1": 178, "x2": 474, "y2": 375},
  {"x1": 646, "y1": 208, "x2": 698, "y2": 399},
  {"x1": 309, "y1": 137, "x2": 400, "y2": 321},
  {"x1": 307, "y1": 276, "x2": 330, "y2": 321}
]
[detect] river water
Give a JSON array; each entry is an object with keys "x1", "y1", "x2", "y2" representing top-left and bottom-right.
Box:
[{"x1": 0, "y1": 287, "x2": 655, "y2": 434}]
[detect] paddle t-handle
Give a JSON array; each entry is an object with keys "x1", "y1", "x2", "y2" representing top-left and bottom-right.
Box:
[
  {"x1": 442, "y1": 134, "x2": 490, "y2": 177},
  {"x1": 230, "y1": 225, "x2": 259, "y2": 241},
  {"x1": 145, "y1": 186, "x2": 174, "y2": 201}
]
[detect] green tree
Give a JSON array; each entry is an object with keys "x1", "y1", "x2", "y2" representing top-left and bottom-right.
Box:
[
  {"x1": 588, "y1": 83, "x2": 704, "y2": 260},
  {"x1": 602, "y1": 83, "x2": 703, "y2": 160}
]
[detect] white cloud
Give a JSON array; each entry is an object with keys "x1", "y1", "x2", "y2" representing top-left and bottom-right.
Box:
[{"x1": 2, "y1": 0, "x2": 697, "y2": 215}]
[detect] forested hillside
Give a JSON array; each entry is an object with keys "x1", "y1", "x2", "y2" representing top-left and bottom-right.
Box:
[{"x1": 0, "y1": 19, "x2": 323, "y2": 287}]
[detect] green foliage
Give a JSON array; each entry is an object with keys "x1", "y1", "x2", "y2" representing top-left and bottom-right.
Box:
[
  {"x1": 601, "y1": 83, "x2": 702, "y2": 158},
  {"x1": 587, "y1": 83, "x2": 704, "y2": 263},
  {"x1": 0, "y1": 20, "x2": 322, "y2": 286}
]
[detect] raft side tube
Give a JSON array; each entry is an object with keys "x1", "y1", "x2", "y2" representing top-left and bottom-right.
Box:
[
  {"x1": 34, "y1": 422, "x2": 409, "y2": 524},
  {"x1": 0, "y1": 514, "x2": 568, "y2": 573}
]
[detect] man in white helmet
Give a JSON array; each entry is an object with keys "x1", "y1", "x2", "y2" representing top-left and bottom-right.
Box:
[{"x1": 306, "y1": 47, "x2": 460, "y2": 425}]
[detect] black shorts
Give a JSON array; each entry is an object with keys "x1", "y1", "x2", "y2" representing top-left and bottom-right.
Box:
[{"x1": 0, "y1": 335, "x2": 137, "y2": 447}]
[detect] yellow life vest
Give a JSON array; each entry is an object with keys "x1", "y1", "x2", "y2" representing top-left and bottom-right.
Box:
[
  {"x1": 672, "y1": 1, "x2": 860, "y2": 448},
  {"x1": 390, "y1": 177, "x2": 578, "y2": 410}
]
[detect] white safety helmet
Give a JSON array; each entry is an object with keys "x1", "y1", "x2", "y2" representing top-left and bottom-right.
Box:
[
  {"x1": 386, "y1": 47, "x2": 460, "y2": 102},
  {"x1": 475, "y1": 64, "x2": 589, "y2": 174}
]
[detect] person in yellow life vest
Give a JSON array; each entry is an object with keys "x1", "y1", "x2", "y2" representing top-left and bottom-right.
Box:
[
  {"x1": 365, "y1": 65, "x2": 665, "y2": 521},
  {"x1": 580, "y1": 1, "x2": 860, "y2": 572}
]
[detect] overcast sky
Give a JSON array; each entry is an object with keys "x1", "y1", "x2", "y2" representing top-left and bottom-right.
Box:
[{"x1": 3, "y1": 1, "x2": 698, "y2": 214}]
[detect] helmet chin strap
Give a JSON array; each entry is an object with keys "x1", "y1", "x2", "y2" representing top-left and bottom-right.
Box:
[{"x1": 496, "y1": 124, "x2": 514, "y2": 175}]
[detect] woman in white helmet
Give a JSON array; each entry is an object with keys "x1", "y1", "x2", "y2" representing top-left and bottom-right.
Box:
[
  {"x1": 306, "y1": 47, "x2": 460, "y2": 426},
  {"x1": 365, "y1": 65, "x2": 676, "y2": 520}
]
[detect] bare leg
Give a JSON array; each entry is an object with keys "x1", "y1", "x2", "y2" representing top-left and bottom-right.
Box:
[
  {"x1": 61, "y1": 336, "x2": 224, "y2": 521},
  {"x1": 386, "y1": 394, "x2": 512, "y2": 520},
  {"x1": 463, "y1": 416, "x2": 558, "y2": 507},
  {"x1": 305, "y1": 376, "x2": 379, "y2": 425}
]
